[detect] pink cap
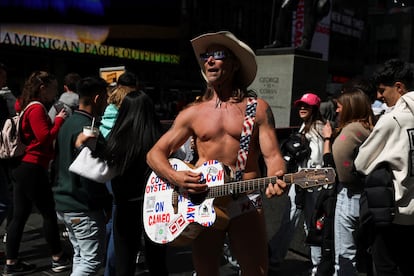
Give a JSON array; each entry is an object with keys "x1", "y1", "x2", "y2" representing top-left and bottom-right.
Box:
[{"x1": 294, "y1": 93, "x2": 321, "y2": 107}]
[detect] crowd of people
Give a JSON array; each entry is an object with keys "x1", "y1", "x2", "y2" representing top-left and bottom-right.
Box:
[
  {"x1": 0, "y1": 30, "x2": 413, "y2": 276},
  {"x1": 268, "y1": 58, "x2": 414, "y2": 276}
]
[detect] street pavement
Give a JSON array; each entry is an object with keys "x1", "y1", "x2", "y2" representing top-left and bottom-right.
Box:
[{"x1": 0, "y1": 194, "x2": 315, "y2": 276}]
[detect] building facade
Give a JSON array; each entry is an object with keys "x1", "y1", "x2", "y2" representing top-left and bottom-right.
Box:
[{"x1": 0, "y1": 0, "x2": 413, "y2": 119}]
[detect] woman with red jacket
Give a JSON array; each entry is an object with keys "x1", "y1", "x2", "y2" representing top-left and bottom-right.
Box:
[{"x1": 3, "y1": 71, "x2": 71, "y2": 275}]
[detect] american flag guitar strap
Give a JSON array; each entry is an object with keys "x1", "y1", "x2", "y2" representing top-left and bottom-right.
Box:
[{"x1": 235, "y1": 97, "x2": 257, "y2": 181}]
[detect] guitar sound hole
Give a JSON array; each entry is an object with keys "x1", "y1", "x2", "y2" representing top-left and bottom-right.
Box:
[{"x1": 189, "y1": 190, "x2": 209, "y2": 205}]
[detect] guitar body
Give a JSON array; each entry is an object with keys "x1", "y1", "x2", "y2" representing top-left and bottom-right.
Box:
[
  {"x1": 143, "y1": 159, "x2": 228, "y2": 246},
  {"x1": 143, "y1": 158, "x2": 336, "y2": 246}
]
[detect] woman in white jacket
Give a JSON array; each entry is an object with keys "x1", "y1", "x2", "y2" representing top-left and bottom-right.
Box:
[{"x1": 268, "y1": 92, "x2": 325, "y2": 275}]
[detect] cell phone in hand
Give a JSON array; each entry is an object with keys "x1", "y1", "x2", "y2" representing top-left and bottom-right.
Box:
[{"x1": 54, "y1": 102, "x2": 65, "y2": 113}]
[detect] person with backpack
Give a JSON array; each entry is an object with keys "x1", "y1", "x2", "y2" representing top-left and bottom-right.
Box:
[
  {"x1": 3, "y1": 71, "x2": 71, "y2": 275},
  {"x1": 268, "y1": 92, "x2": 325, "y2": 276}
]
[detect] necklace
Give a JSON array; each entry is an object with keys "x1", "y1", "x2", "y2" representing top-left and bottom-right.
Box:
[{"x1": 215, "y1": 98, "x2": 222, "y2": 108}]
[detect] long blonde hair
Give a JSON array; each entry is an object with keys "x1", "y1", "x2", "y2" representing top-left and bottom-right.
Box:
[{"x1": 107, "y1": 85, "x2": 135, "y2": 108}]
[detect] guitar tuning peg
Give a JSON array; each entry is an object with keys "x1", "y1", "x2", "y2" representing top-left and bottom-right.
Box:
[
  {"x1": 307, "y1": 188, "x2": 313, "y2": 193},
  {"x1": 317, "y1": 186, "x2": 322, "y2": 191}
]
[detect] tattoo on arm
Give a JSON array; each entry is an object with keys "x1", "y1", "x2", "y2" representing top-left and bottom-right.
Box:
[{"x1": 266, "y1": 107, "x2": 275, "y2": 127}]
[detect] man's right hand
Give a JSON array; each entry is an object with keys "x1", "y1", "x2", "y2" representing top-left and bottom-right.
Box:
[{"x1": 171, "y1": 170, "x2": 208, "y2": 194}]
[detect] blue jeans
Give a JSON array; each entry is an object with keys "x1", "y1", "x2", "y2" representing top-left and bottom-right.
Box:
[
  {"x1": 57, "y1": 210, "x2": 106, "y2": 275},
  {"x1": 334, "y1": 184, "x2": 360, "y2": 276},
  {"x1": 104, "y1": 181, "x2": 115, "y2": 276},
  {"x1": 104, "y1": 205, "x2": 116, "y2": 276}
]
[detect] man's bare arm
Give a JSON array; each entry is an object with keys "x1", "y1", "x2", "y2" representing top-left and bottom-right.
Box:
[
  {"x1": 146, "y1": 111, "x2": 208, "y2": 193},
  {"x1": 256, "y1": 100, "x2": 287, "y2": 197}
]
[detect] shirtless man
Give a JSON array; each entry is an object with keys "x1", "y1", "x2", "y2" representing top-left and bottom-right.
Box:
[{"x1": 147, "y1": 31, "x2": 287, "y2": 276}]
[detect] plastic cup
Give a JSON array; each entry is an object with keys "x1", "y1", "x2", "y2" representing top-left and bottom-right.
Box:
[
  {"x1": 83, "y1": 126, "x2": 99, "y2": 150},
  {"x1": 83, "y1": 126, "x2": 99, "y2": 137}
]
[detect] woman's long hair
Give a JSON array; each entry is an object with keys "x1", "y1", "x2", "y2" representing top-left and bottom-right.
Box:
[
  {"x1": 336, "y1": 88, "x2": 375, "y2": 132},
  {"x1": 302, "y1": 105, "x2": 325, "y2": 134},
  {"x1": 104, "y1": 90, "x2": 163, "y2": 175},
  {"x1": 20, "y1": 71, "x2": 56, "y2": 109},
  {"x1": 107, "y1": 85, "x2": 135, "y2": 107}
]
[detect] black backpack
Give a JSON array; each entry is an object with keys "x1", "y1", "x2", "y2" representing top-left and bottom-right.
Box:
[{"x1": 280, "y1": 132, "x2": 311, "y2": 172}]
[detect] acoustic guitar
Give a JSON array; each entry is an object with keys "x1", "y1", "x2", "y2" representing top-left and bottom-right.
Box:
[{"x1": 143, "y1": 158, "x2": 336, "y2": 246}]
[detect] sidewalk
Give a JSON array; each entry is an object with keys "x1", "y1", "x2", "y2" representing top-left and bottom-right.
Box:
[{"x1": 0, "y1": 211, "x2": 313, "y2": 276}]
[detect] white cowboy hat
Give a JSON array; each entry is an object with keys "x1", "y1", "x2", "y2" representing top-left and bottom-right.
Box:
[{"x1": 191, "y1": 31, "x2": 257, "y2": 87}]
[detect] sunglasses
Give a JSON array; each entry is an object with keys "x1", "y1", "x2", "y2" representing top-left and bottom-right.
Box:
[{"x1": 199, "y1": 50, "x2": 231, "y2": 62}]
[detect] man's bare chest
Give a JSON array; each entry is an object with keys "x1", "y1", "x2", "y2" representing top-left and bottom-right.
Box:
[{"x1": 192, "y1": 106, "x2": 245, "y2": 142}]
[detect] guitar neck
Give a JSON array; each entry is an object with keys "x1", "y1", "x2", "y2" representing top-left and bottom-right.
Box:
[
  {"x1": 165, "y1": 159, "x2": 335, "y2": 200},
  {"x1": 206, "y1": 175, "x2": 294, "y2": 199}
]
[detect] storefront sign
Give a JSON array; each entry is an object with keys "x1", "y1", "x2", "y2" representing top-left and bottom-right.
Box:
[{"x1": 0, "y1": 30, "x2": 180, "y2": 64}]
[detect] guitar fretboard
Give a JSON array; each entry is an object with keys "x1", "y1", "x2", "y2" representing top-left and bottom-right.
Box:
[
  {"x1": 203, "y1": 168, "x2": 334, "y2": 199},
  {"x1": 205, "y1": 176, "x2": 291, "y2": 199}
]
